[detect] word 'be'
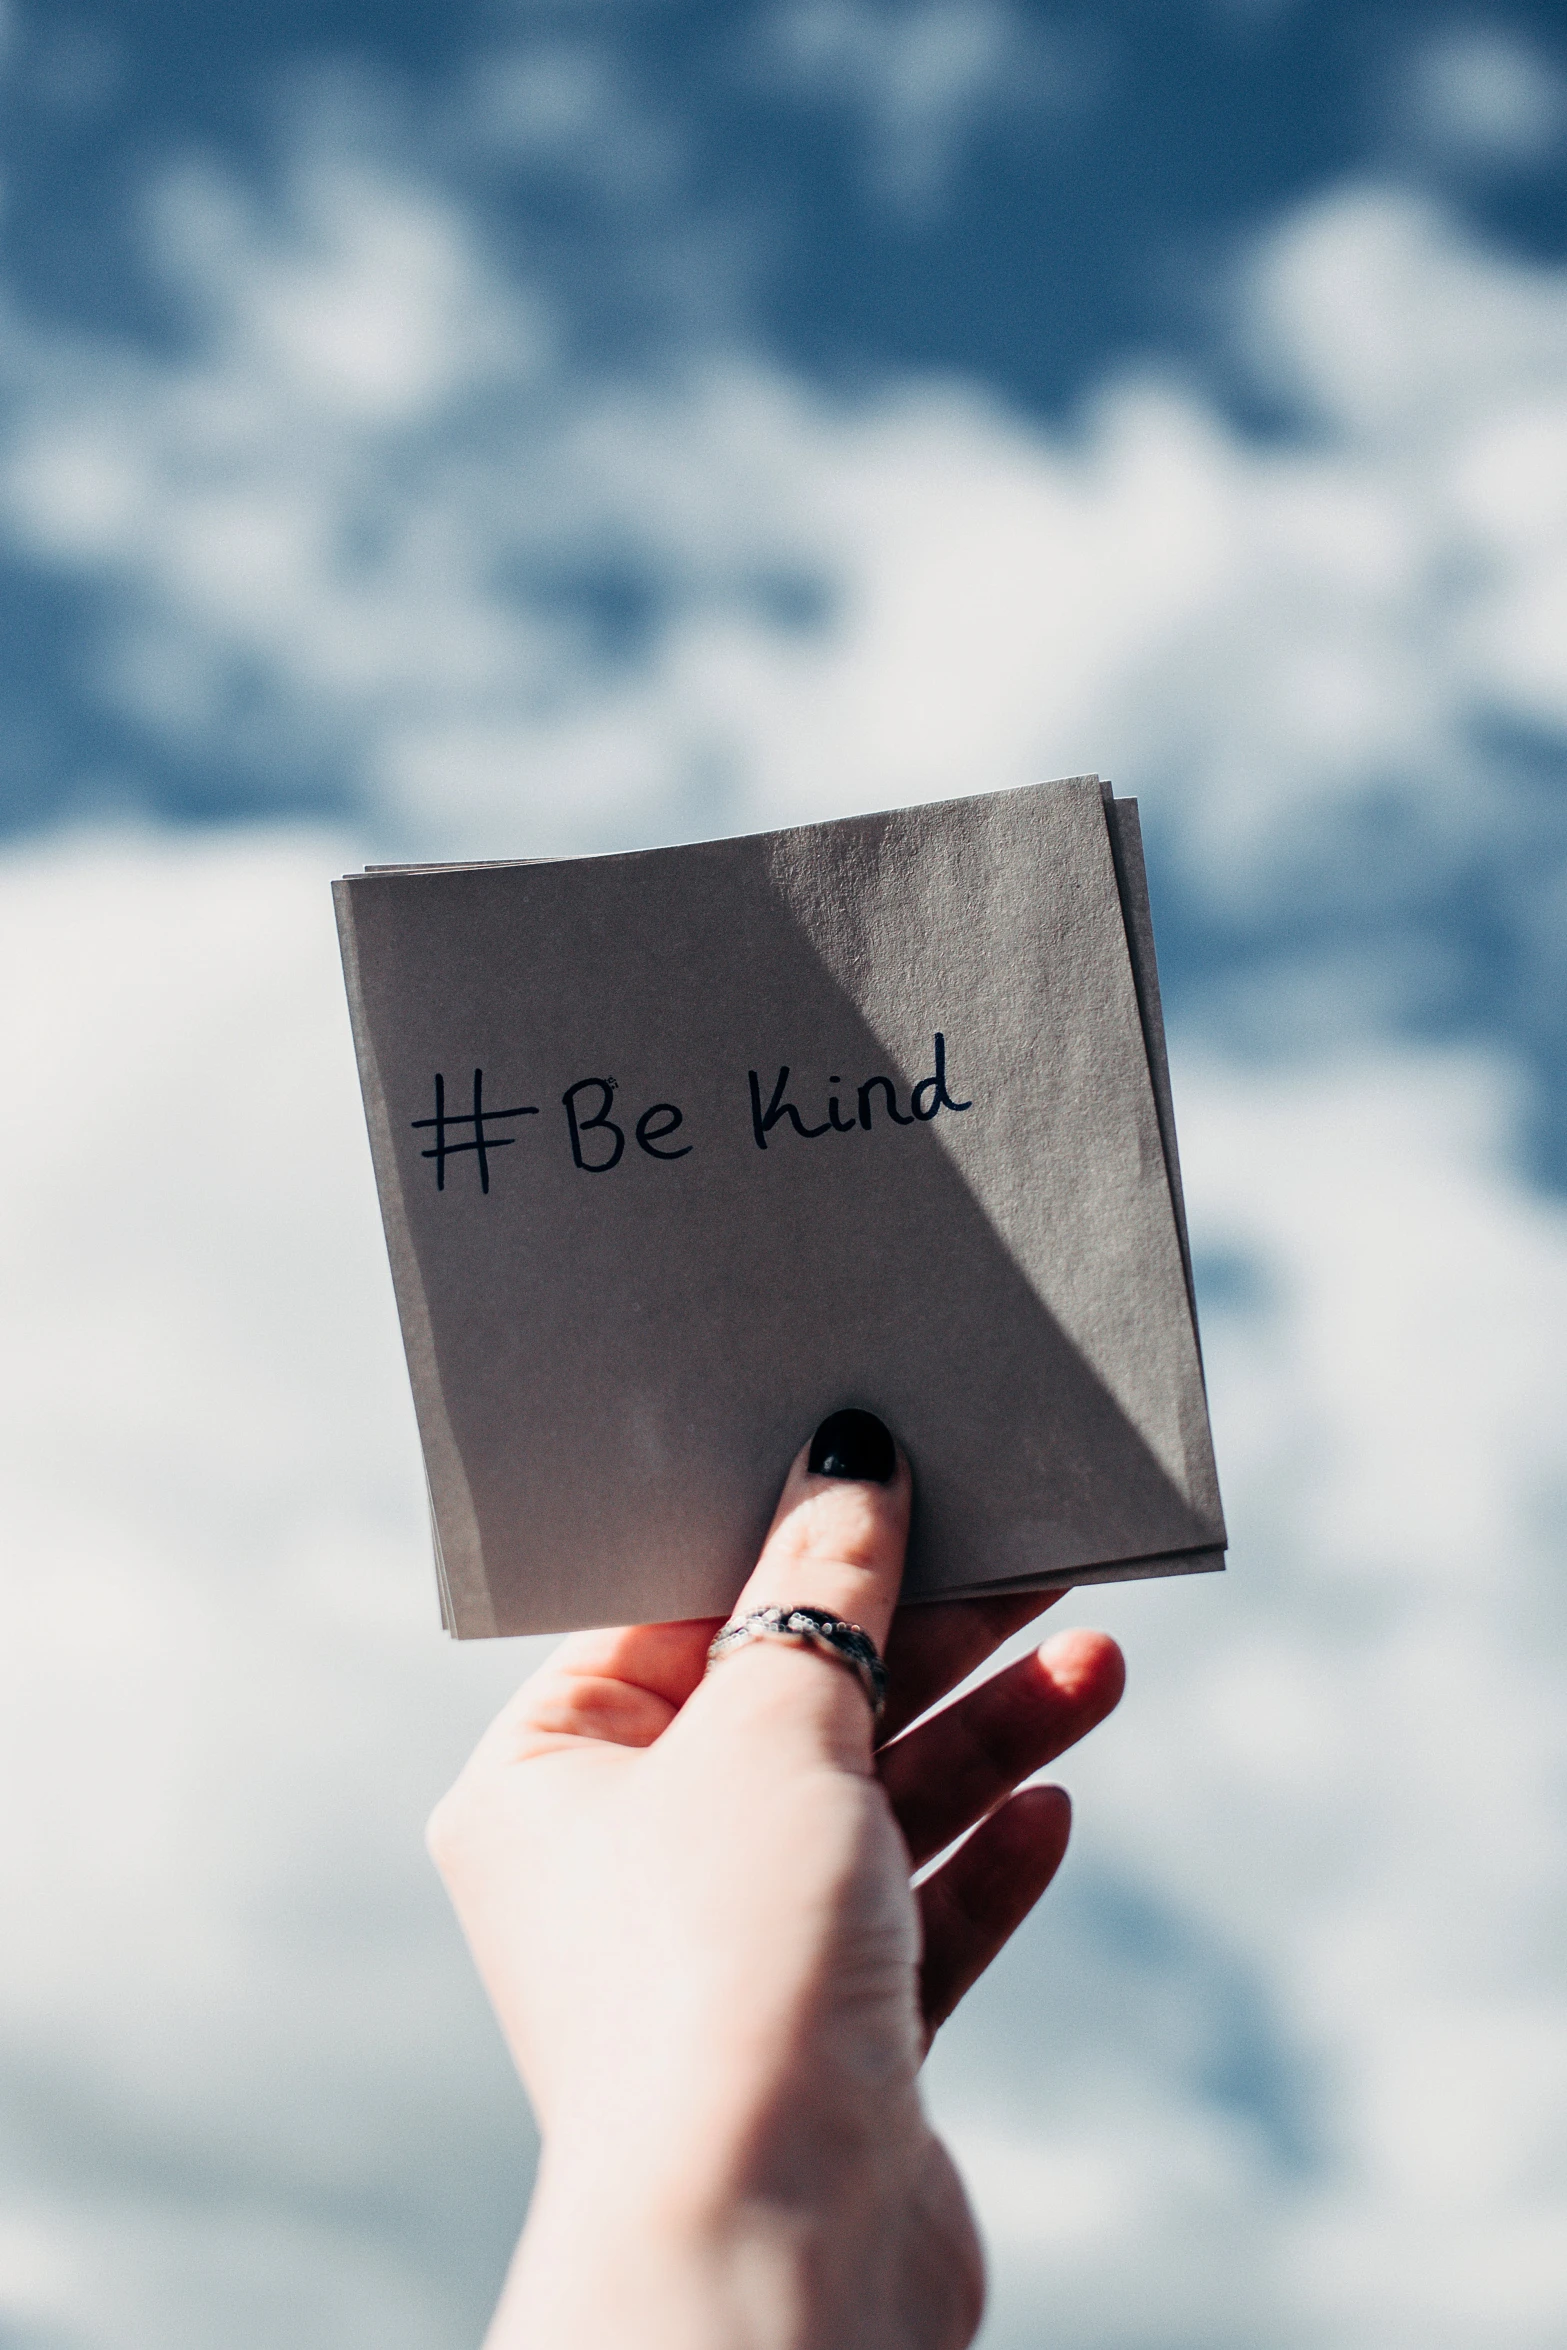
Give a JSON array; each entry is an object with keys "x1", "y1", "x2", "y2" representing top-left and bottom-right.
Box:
[{"x1": 411, "y1": 1068, "x2": 688, "y2": 1190}]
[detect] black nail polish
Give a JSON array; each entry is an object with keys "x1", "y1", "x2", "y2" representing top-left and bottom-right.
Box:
[{"x1": 808, "y1": 1408, "x2": 896, "y2": 1484}]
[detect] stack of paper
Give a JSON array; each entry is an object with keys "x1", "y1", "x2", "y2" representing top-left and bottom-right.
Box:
[{"x1": 335, "y1": 776, "x2": 1225, "y2": 1637}]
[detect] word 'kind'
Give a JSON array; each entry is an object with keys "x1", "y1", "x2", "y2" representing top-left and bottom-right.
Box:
[{"x1": 748, "y1": 1034, "x2": 970, "y2": 1149}]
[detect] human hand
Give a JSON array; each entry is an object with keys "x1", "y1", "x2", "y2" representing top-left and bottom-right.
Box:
[{"x1": 429, "y1": 1413, "x2": 1124, "y2": 2350}]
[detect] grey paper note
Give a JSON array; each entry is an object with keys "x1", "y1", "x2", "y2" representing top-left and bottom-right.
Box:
[{"x1": 336, "y1": 775, "x2": 1225, "y2": 1636}]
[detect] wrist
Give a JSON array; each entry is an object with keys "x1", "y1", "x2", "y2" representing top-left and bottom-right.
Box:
[
  {"x1": 491, "y1": 2117, "x2": 968, "y2": 2350},
  {"x1": 490, "y1": 2153, "x2": 818, "y2": 2350}
]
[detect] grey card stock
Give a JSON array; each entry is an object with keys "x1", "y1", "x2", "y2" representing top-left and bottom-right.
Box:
[{"x1": 335, "y1": 775, "x2": 1225, "y2": 1637}]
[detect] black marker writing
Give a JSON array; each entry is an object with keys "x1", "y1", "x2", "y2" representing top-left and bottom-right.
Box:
[
  {"x1": 412, "y1": 1069, "x2": 538, "y2": 1193},
  {"x1": 563, "y1": 1078, "x2": 626, "y2": 1173},
  {"x1": 417, "y1": 1035, "x2": 969, "y2": 1189},
  {"x1": 856, "y1": 1074, "x2": 912, "y2": 1129},
  {"x1": 749, "y1": 1034, "x2": 970, "y2": 1150},
  {"x1": 749, "y1": 1066, "x2": 832, "y2": 1149},
  {"x1": 636, "y1": 1103, "x2": 692, "y2": 1160},
  {"x1": 911, "y1": 1034, "x2": 972, "y2": 1120}
]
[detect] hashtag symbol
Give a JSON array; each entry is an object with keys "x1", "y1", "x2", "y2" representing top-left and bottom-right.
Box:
[{"x1": 411, "y1": 1069, "x2": 539, "y2": 1193}]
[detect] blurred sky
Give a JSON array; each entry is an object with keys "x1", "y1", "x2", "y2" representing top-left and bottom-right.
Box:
[{"x1": 2, "y1": 5, "x2": 1566, "y2": 2348}]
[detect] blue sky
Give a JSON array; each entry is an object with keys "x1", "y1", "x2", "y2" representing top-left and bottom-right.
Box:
[
  {"x1": 1, "y1": 8, "x2": 1566, "y2": 2349},
  {"x1": 3, "y1": 1, "x2": 1567, "y2": 1179}
]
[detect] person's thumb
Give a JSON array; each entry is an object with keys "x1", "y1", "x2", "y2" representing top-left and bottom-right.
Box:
[
  {"x1": 740, "y1": 1409, "x2": 909, "y2": 1644},
  {"x1": 691, "y1": 1409, "x2": 909, "y2": 1754}
]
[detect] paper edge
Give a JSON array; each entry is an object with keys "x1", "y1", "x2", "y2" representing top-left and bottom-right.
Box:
[
  {"x1": 933, "y1": 1543, "x2": 1227, "y2": 1602},
  {"x1": 1100, "y1": 787, "x2": 1227, "y2": 1552},
  {"x1": 340, "y1": 774, "x2": 1108, "y2": 885},
  {"x1": 333, "y1": 879, "x2": 498, "y2": 1637},
  {"x1": 1101, "y1": 788, "x2": 1198, "y2": 1341}
]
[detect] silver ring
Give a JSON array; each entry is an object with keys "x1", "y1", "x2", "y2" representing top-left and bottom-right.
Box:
[{"x1": 706, "y1": 1604, "x2": 887, "y2": 1720}]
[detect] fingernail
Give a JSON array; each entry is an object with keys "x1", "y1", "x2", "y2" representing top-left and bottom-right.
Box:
[{"x1": 808, "y1": 1408, "x2": 896, "y2": 1484}]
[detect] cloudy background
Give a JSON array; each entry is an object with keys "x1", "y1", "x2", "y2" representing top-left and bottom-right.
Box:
[{"x1": 2, "y1": 2, "x2": 1566, "y2": 2343}]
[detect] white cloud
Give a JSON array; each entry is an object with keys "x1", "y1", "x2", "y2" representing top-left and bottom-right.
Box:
[
  {"x1": 0, "y1": 830, "x2": 544, "y2": 2348},
  {"x1": 1402, "y1": 27, "x2": 1567, "y2": 171},
  {"x1": 1, "y1": 160, "x2": 1564, "y2": 945},
  {"x1": 753, "y1": 0, "x2": 1099, "y2": 211},
  {"x1": 460, "y1": 38, "x2": 684, "y2": 195},
  {"x1": 933, "y1": 1047, "x2": 1567, "y2": 2347}
]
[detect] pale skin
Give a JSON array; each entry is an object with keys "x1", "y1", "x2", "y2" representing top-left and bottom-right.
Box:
[{"x1": 429, "y1": 1432, "x2": 1125, "y2": 2350}]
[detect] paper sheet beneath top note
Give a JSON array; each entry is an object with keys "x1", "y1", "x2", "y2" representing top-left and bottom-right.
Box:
[{"x1": 336, "y1": 775, "x2": 1225, "y2": 1636}]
